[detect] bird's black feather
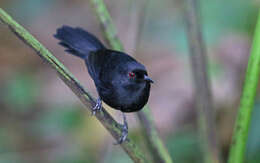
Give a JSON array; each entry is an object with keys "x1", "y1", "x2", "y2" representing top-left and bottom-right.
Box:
[
  {"x1": 54, "y1": 25, "x2": 105, "y2": 59},
  {"x1": 54, "y1": 25, "x2": 152, "y2": 113}
]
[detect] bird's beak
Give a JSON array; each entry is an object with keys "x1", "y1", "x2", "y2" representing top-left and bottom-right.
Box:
[{"x1": 144, "y1": 75, "x2": 154, "y2": 83}]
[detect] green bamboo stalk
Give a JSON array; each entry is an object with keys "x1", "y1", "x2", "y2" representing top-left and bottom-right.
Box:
[
  {"x1": 89, "y1": 0, "x2": 123, "y2": 51},
  {"x1": 228, "y1": 10, "x2": 260, "y2": 163},
  {"x1": 137, "y1": 106, "x2": 173, "y2": 163},
  {"x1": 184, "y1": 0, "x2": 222, "y2": 163},
  {"x1": 89, "y1": 0, "x2": 173, "y2": 163},
  {"x1": 0, "y1": 8, "x2": 148, "y2": 163}
]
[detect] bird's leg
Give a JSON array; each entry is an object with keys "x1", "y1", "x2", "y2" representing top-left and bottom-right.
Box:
[
  {"x1": 114, "y1": 112, "x2": 128, "y2": 145},
  {"x1": 92, "y1": 97, "x2": 102, "y2": 115}
]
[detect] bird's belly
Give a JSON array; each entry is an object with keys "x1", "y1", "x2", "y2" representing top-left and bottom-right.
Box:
[{"x1": 101, "y1": 89, "x2": 148, "y2": 113}]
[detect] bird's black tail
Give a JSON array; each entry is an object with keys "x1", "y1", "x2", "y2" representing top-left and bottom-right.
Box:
[{"x1": 54, "y1": 25, "x2": 106, "y2": 59}]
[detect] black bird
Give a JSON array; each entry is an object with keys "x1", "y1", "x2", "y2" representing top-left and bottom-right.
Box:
[{"x1": 54, "y1": 26, "x2": 153, "y2": 143}]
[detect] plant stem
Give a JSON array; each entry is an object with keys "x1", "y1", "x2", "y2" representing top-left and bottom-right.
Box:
[
  {"x1": 89, "y1": 0, "x2": 173, "y2": 162},
  {"x1": 228, "y1": 10, "x2": 260, "y2": 163},
  {"x1": 137, "y1": 106, "x2": 173, "y2": 163},
  {"x1": 184, "y1": 0, "x2": 222, "y2": 163},
  {"x1": 0, "y1": 8, "x2": 148, "y2": 163},
  {"x1": 89, "y1": 0, "x2": 123, "y2": 51}
]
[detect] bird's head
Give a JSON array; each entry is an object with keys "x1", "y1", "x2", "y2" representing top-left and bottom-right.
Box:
[
  {"x1": 127, "y1": 69, "x2": 153, "y2": 84},
  {"x1": 126, "y1": 62, "x2": 154, "y2": 84}
]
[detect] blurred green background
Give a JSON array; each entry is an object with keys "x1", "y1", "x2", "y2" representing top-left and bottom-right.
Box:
[{"x1": 0, "y1": 0, "x2": 260, "y2": 162}]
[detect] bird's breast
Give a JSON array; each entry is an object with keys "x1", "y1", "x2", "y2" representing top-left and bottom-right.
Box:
[{"x1": 107, "y1": 83, "x2": 150, "y2": 112}]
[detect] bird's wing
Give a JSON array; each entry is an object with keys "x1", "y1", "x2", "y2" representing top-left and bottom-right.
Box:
[
  {"x1": 86, "y1": 50, "x2": 115, "y2": 92},
  {"x1": 85, "y1": 50, "x2": 106, "y2": 80}
]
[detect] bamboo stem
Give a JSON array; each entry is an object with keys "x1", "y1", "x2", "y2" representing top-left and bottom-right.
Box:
[
  {"x1": 228, "y1": 10, "x2": 260, "y2": 163},
  {"x1": 184, "y1": 0, "x2": 222, "y2": 162}
]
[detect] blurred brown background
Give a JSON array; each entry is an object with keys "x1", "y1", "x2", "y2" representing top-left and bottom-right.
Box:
[{"x1": 0, "y1": 0, "x2": 259, "y2": 162}]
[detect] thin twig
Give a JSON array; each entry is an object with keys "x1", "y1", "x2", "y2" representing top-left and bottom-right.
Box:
[
  {"x1": 0, "y1": 8, "x2": 148, "y2": 163},
  {"x1": 89, "y1": 0, "x2": 123, "y2": 51},
  {"x1": 183, "y1": 0, "x2": 222, "y2": 163},
  {"x1": 228, "y1": 10, "x2": 260, "y2": 163},
  {"x1": 89, "y1": 0, "x2": 173, "y2": 162},
  {"x1": 137, "y1": 107, "x2": 173, "y2": 163}
]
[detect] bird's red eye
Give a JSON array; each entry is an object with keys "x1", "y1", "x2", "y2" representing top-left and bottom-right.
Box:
[{"x1": 128, "y1": 72, "x2": 135, "y2": 78}]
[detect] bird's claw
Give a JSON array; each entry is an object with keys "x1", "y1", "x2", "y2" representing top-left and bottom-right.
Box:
[
  {"x1": 92, "y1": 98, "x2": 102, "y2": 115},
  {"x1": 115, "y1": 123, "x2": 128, "y2": 145},
  {"x1": 114, "y1": 113, "x2": 128, "y2": 145}
]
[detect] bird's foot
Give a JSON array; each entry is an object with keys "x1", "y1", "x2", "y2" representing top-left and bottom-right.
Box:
[
  {"x1": 114, "y1": 113, "x2": 128, "y2": 145},
  {"x1": 92, "y1": 98, "x2": 102, "y2": 116}
]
